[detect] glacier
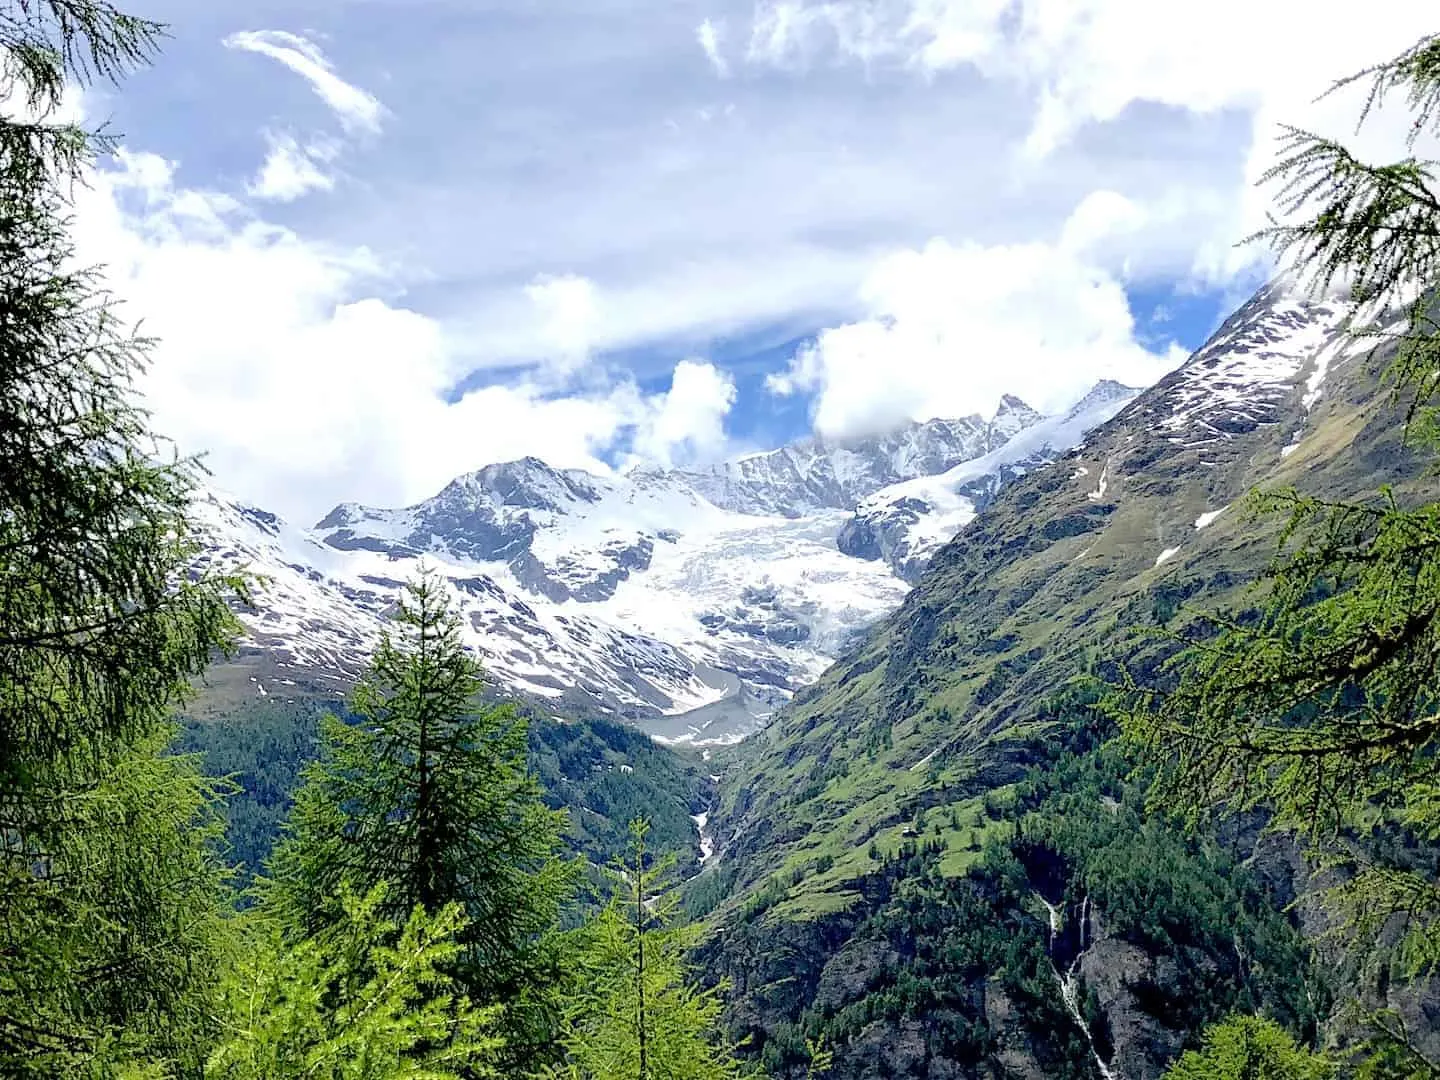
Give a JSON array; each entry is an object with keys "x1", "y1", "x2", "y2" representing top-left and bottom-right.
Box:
[{"x1": 197, "y1": 384, "x2": 1135, "y2": 743}]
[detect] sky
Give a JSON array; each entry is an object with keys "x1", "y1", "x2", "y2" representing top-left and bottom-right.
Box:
[{"x1": 58, "y1": 0, "x2": 1438, "y2": 522}]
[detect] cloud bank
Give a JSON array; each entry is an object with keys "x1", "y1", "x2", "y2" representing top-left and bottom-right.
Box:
[
  {"x1": 72, "y1": 149, "x2": 737, "y2": 522},
  {"x1": 64, "y1": 2, "x2": 1440, "y2": 520},
  {"x1": 768, "y1": 223, "x2": 1186, "y2": 437}
]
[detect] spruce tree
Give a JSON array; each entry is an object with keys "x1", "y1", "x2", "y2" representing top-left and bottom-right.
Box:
[
  {"x1": 263, "y1": 568, "x2": 573, "y2": 1063},
  {"x1": 0, "y1": 4, "x2": 243, "y2": 1074},
  {"x1": 546, "y1": 819, "x2": 747, "y2": 1080}
]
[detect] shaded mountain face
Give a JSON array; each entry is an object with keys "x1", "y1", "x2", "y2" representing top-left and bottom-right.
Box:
[
  {"x1": 197, "y1": 389, "x2": 1125, "y2": 742},
  {"x1": 696, "y1": 279, "x2": 1437, "y2": 1078}
]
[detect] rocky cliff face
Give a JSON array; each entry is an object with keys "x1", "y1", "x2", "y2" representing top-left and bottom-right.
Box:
[{"x1": 836, "y1": 380, "x2": 1141, "y2": 582}]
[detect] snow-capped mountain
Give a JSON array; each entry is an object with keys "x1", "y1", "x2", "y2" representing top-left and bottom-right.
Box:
[
  {"x1": 837, "y1": 380, "x2": 1143, "y2": 581},
  {"x1": 199, "y1": 386, "x2": 1128, "y2": 743},
  {"x1": 663, "y1": 400, "x2": 1045, "y2": 517}
]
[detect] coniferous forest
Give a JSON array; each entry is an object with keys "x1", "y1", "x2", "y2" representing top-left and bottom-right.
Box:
[{"x1": 5, "y1": 3, "x2": 1440, "y2": 1079}]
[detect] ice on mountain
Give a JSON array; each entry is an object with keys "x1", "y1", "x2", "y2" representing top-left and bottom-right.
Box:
[{"x1": 841, "y1": 381, "x2": 1139, "y2": 581}]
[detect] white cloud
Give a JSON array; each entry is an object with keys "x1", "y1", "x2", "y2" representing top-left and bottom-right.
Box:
[
  {"x1": 224, "y1": 30, "x2": 386, "y2": 134},
  {"x1": 248, "y1": 132, "x2": 335, "y2": 201},
  {"x1": 633, "y1": 360, "x2": 737, "y2": 467},
  {"x1": 768, "y1": 197, "x2": 1188, "y2": 436},
  {"x1": 1058, "y1": 189, "x2": 1146, "y2": 258},
  {"x1": 697, "y1": 19, "x2": 730, "y2": 78},
  {"x1": 72, "y1": 1, "x2": 1440, "y2": 513},
  {"x1": 525, "y1": 273, "x2": 600, "y2": 374},
  {"x1": 69, "y1": 148, "x2": 726, "y2": 521},
  {"x1": 983, "y1": 1, "x2": 1440, "y2": 282},
  {"x1": 738, "y1": 0, "x2": 1438, "y2": 283},
  {"x1": 746, "y1": 0, "x2": 1009, "y2": 72}
]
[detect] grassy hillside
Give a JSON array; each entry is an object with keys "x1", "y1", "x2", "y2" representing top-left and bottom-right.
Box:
[
  {"x1": 693, "y1": 287, "x2": 1436, "y2": 1077},
  {"x1": 707, "y1": 295, "x2": 1422, "y2": 922}
]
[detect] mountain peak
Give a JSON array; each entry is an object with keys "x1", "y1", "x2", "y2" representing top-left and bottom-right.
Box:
[
  {"x1": 441, "y1": 456, "x2": 603, "y2": 513},
  {"x1": 986, "y1": 394, "x2": 1043, "y2": 450},
  {"x1": 1061, "y1": 379, "x2": 1143, "y2": 420},
  {"x1": 994, "y1": 393, "x2": 1035, "y2": 416}
]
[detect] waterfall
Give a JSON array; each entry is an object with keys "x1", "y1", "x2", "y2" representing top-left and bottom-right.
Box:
[
  {"x1": 691, "y1": 810, "x2": 716, "y2": 865},
  {"x1": 1036, "y1": 893, "x2": 1118, "y2": 1080}
]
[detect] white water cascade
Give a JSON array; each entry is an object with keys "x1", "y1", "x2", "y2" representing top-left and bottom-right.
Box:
[{"x1": 1038, "y1": 894, "x2": 1119, "y2": 1080}]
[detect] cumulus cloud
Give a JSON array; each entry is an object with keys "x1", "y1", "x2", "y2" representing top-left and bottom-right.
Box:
[
  {"x1": 248, "y1": 132, "x2": 335, "y2": 201},
  {"x1": 61, "y1": 1, "x2": 1439, "y2": 515},
  {"x1": 224, "y1": 30, "x2": 386, "y2": 134},
  {"x1": 69, "y1": 148, "x2": 728, "y2": 521},
  {"x1": 632, "y1": 360, "x2": 737, "y2": 467},
  {"x1": 525, "y1": 273, "x2": 601, "y2": 374},
  {"x1": 767, "y1": 198, "x2": 1188, "y2": 437},
  {"x1": 697, "y1": 19, "x2": 730, "y2": 78},
  {"x1": 739, "y1": 0, "x2": 1437, "y2": 282}
]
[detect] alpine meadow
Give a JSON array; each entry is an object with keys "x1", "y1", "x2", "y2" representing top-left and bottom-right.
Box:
[{"x1": 5, "y1": 2, "x2": 1440, "y2": 1079}]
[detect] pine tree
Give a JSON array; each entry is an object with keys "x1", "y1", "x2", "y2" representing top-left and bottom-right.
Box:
[
  {"x1": 1163, "y1": 1016, "x2": 1334, "y2": 1080},
  {"x1": 206, "y1": 884, "x2": 502, "y2": 1080},
  {"x1": 546, "y1": 819, "x2": 749, "y2": 1080},
  {"x1": 0, "y1": 4, "x2": 243, "y2": 1074},
  {"x1": 0, "y1": 2, "x2": 166, "y2": 188},
  {"x1": 1116, "y1": 27, "x2": 1440, "y2": 1074},
  {"x1": 263, "y1": 568, "x2": 573, "y2": 1063}
]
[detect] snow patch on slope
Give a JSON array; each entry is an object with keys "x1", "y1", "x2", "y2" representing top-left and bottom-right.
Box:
[
  {"x1": 1194, "y1": 506, "x2": 1228, "y2": 530},
  {"x1": 1157, "y1": 281, "x2": 1349, "y2": 448}
]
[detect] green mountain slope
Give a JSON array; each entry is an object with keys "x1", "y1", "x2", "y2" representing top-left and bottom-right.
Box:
[
  {"x1": 695, "y1": 281, "x2": 1435, "y2": 1077},
  {"x1": 181, "y1": 664, "x2": 710, "y2": 888}
]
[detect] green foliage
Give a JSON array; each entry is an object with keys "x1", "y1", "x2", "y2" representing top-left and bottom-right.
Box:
[
  {"x1": 180, "y1": 694, "x2": 706, "y2": 895},
  {"x1": 0, "y1": 1, "x2": 166, "y2": 186},
  {"x1": 528, "y1": 712, "x2": 706, "y2": 875},
  {"x1": 546, "y1": 820, "x2": 749, "y2": 1080},
  {"x1": 0, "y1": 728, "x2": 235, "y2": 1077},
  {"x1": 263, "y1": 569, "x2": 574, "y2": 1063},
  {"x1": 709, "y1": 731, "x2": 1320, "y2": 1080},
  {"x1": 1351, "y1": 1008, "x2": 1440, "y2": 1079},
  {"x1": 1120, "y1": 27, "x2": 1440, "y2": 991},
  {"x1": 1016, "y1": 747, "x2": 1324, "y2": 1040},
  {"x1": 0, "y1": 4, "x2": 241, "y2": 1068},
  {"x1": 206, "y1": 883, "x2": 502, "y2": 1080},
  {"x1": 178, "y1": 697, "x2": 325, "y2": 884},
  {"x1": 0, "y1": 12, "x2": 238, "y2": 777},
  {"x1": 1163, "y1": 1016, "x2": 1334, "y2": 1080}
]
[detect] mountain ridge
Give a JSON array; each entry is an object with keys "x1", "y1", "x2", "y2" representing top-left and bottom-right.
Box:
[
  {"x1": 196, "y1": 382, "x2": 1142, "y2": 741},
  {"x1": 688, "y1": 276, "x2": 1440, "y2": 1079}
]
